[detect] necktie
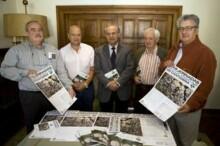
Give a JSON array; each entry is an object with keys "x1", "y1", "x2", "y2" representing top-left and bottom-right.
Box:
[{"x1": 110, "y1": 47, "x2": 116, "y2": 69}]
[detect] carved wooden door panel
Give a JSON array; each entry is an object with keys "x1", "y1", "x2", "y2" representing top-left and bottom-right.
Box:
[
  {"x1": 64, "y1": 14, "x2": 116, "y2": 48},
  {"x1": 118, "y1": 14, "x2": 172, "y2": 50},
  {"x1": 57, "y1": 6, "x2": 181, "y2": 50}
]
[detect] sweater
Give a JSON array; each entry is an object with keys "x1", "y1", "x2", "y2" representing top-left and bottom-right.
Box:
[{"x1": 160, "y1": 36, "x2": 217, "y2": 111}]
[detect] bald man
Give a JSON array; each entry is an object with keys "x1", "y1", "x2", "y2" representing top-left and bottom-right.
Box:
[{"x1": 57, "y1": 25, "x2": 95, "y2": 111}]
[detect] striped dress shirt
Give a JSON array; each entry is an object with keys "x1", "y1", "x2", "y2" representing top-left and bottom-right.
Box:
[{"x1": 138, "y1": 47, "x2": 160, "y2": 85}]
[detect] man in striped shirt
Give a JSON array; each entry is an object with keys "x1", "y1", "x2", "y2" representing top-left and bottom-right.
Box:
[{"x1": 133, "y1": 27, "x2": 167, "y2": 114}]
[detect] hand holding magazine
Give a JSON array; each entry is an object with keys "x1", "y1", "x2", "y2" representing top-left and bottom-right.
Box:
[
  {"x1": 72, "y1": 72, "x2": 88, "y2": 83},
  {"x1": 104, "y1": 69, "x2": 120, "y2": 81},
  {"x1": 139, "y1": 66, "x2": 201, "y2": 121},
  {"x1": 30, "y1": 65, "x2": 77, "y2": 115}
]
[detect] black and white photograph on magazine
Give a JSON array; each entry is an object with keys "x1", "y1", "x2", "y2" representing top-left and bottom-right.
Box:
[
  {"x1": 61, "y1": 116, "x2": 96, "y2": 127},
  {"x1": 72, "y1": 71, "x2": 88, "y2": 83},
  {"x1": 104, "y1": 69, "x2": 120, "y2": 81},
  {"x1": 120, "y1": 118, "x2": 142, "y2": 136},
  {"x1": 30, "y1": 65, "x2": 77, "y2": 114},
  {"x1": 39, "y1": 110, "x2": 64, "y2": 124},
  {"x1": 36, "y1": 74, "x2": 62, "y2": 97},
  {"x1": 139, "y1": 66, "x2": 201, "y2": 121},
  {"x1": 94, "y1": 116, "x2": 110, "y2": 128},
  {"x1": 155, "y1": 72, "x2": 192, "y2": 106}
]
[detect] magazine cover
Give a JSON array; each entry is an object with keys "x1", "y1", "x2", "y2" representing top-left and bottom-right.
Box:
[
  {"x1": 29, "y1": 120, "x2": 60, "y2": 139},
  {"x1": 72, "y1": 72, "x2": 88, "y2": 83},
  {"x1": 30, "y1": 65, "x2": 77, "y2": 115},
  {"x1": 104, "y1": 69, "x2": 120, "y2": 81},
  {"x1": 139, "y1": 66, "x2": 201, "y2": 121},
  {"x1": 40, "y1": 110, "x2": 64, "y2": 124}
]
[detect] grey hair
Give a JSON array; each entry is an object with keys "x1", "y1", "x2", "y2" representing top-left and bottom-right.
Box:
[
  {"x1": 104, "y1": 23, "x2": 120, "y2": 34},
  {"x1": 177, "y1": 14, "x2": 200, "y2": 28},
  {"x1": 144, "y1": 27, "x2": 160, "y2": 42},
  {"x1": 25, "y1": 20, "x2": 43, "y2": 32}
]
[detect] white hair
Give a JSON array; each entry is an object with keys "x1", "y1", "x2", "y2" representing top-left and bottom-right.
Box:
[{"x1": 144, "y1": 27, "x2": 160, "y2": 42}]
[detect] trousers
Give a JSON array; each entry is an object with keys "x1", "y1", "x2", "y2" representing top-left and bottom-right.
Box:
[
  {"x1": 168, "y1": 109, "x2": 202, "y2": 146},
  {"x1": 19, "y1": 90, "x2": 54, "y2": 133}
]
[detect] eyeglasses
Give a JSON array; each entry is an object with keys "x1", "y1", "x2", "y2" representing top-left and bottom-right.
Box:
[{"x1": 177, "y1": 26, "x2": 197, "y2": 32}]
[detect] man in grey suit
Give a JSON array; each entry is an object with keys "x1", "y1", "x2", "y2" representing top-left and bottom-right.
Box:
[{"x1": 94, "y1": 24, "x2": 135, "y2": 113}]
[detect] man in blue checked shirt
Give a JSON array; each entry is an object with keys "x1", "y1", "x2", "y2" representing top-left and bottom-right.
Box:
[{"x1": 0, "y1": 20, "x2": 58, "y2": 133}]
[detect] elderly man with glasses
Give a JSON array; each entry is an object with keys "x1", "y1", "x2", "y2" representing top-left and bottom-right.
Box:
[{"x1": 160, "y1": 14, "x2": 217, "y2": 146}]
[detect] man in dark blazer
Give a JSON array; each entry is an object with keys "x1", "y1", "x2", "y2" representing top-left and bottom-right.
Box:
[{"x1": 94, "y1": 24, "x2": 135, "y2": 113}]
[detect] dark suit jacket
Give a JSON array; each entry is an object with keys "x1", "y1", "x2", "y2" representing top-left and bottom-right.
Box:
[{"x1": 94, "y1": 43, "x2": 135, "y2": 103}]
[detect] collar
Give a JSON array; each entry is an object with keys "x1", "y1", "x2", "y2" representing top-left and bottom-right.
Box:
[
  {"x1": 108, "y1": 43, "x2": 118, "y2": 50},
  {"x1": 108, "y1": 43, "x2": 118, "y2": 53},
  {"x1": 176, "y1": 36, "x2": 201, "y2": 50},
  {"x1": 28, "y1": 41, "x2": 45, "y2": 49},
  {"x1": 145, "y1": 46, "x2": 158, "y2": 55},
  {"x1": 183, "y1": 36, "x2": 201, "y2": 49},
  {"x1": 70, "y1": 43, "x2": 82, "y2": 52}
]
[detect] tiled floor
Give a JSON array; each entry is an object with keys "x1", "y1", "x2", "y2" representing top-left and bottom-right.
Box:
[{"x1": 193, "y1": 133, "x2": 214, "y2": 146}]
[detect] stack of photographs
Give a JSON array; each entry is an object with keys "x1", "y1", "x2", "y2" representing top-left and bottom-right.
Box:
[
  {"x1": 30, "y1": 110, "x2": 176, "y2": 146},
  {"x1": 79, "y1": 130, "x2": 143, "y2": 146}
]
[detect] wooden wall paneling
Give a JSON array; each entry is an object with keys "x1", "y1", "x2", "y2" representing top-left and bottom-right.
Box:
[
  {"x1": 56, "y1": 7, "x2": 65, "y2": 48},
  {"x1": 56, "y1": 6, "x2": 182, "y2": 50},
  {"x1": 99, "y1": 16, "x2": 116, "y2": 48},
  {"x1": 118, "y1": 15, "x2": 137, "y2": 50},
  {"x1": 152, "y1": 15, "x2": 173, "y2": 49},
  {"x1": 136, "y1": 16, "x2": 153, "y2": 50}
]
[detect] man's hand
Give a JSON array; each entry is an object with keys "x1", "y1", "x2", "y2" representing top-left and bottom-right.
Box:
[
  {"x1": 27, "y1": 69, "x2": 38, "y2": 77},
  {"x1": 68, "y1": 87, "x2": 76, "y2": 98},
  {"x1": 178, "y1": 103, "x2": 191, "y2": 113},
  {"x1": 163, "y1": 60, "x2": 174, "y2": 68},
  {"x1": 106, "y1": 80, "x2": 119, "y2": 91},
  {"x1": 134, "y1": 75, "x2": 141, "y2": 84}
]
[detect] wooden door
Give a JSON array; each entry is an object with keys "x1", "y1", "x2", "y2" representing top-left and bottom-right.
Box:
[
  {"x1": 118, "y1": 14, "x2": 173, "y2": 50},
  {"x1": 57, "y1": 6, "x2": 182, "y2": 50}
]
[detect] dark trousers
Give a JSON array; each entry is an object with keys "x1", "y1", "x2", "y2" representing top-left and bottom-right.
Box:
[
  {"x1": 19, "y1": 90, "x2": 54, "y2": 133},
  {"x1": 70, "y1": 83, "x2": 94, "y2": 111},
  {"x1": 100, "y1": 92, "x2": 128, "y2": 113},
  {"x1": 134, "y1": 84, "x2": 153, "y2": 114}
]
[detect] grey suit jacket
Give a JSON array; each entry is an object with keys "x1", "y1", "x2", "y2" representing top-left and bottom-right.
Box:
[{"x1": 94, "y1": 43, "x2": 135, "y2": 103}]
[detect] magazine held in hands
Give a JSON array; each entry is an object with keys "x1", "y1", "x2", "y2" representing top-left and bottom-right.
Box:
[
  {"x1": 104, "y1": 69, "x2": 120, "y2": 81},
  {"x1": 139, "y1": 66, "x2": 201, "y2": 121},
  {"x1": 72, "y1": 72, "x2": 88, "y2": 83},
  {"x1": 30, "y1": 65, "x2": 77, "y2": 115}
]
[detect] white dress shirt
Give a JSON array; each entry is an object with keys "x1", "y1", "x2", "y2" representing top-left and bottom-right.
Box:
[{"x1": 59, "y1": 43, "x2": 94, "y2": 80}]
